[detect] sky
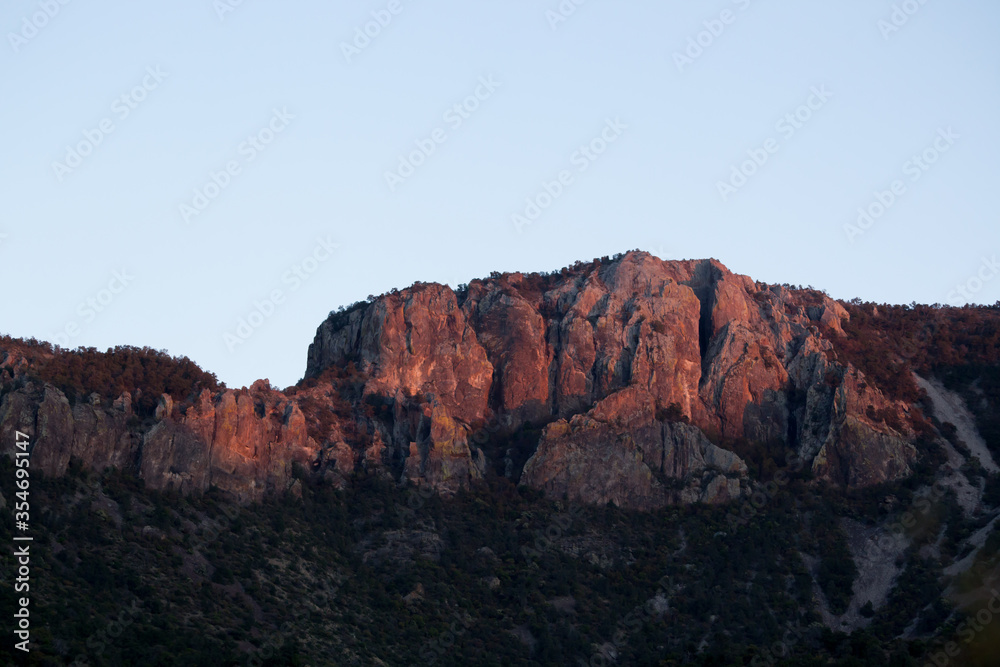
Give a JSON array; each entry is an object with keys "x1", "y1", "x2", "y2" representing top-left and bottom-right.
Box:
[{"x1": 2, "y1": 0, "x2": 998, "y2": 390}]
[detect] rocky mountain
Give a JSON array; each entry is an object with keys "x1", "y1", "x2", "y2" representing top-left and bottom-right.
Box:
[
  {"x1": 3, "y1": 252, "x2": 921, "y2": 509},
  {"x1": 2, "y1": 251, "x2": 999, "y2": 666}
]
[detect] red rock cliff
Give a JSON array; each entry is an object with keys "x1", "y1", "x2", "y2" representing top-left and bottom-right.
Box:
[{"x1": 2, "y1": 252, "x2": 917, "y2": 509}]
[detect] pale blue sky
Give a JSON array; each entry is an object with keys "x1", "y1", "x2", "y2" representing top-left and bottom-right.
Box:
[{"x1": 2, "y1": 0, "x2": 998, "y2": 389}]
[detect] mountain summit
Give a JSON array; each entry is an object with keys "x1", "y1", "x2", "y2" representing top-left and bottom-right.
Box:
[{"x1": 2, "y1": 251, "x2": 938, "y2": 509}]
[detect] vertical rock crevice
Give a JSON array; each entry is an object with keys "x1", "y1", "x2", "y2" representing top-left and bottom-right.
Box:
[{"x1": 682, "y1": 259, "x2": 722, "y2": 371}]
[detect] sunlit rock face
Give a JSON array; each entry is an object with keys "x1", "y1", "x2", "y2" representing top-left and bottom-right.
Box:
[
  {"x1": 305, "y1": 252, "x2": 915, "y2": 506},
  {"x1": 2, "y1": 251, "x2": 916, "y2": 509}
]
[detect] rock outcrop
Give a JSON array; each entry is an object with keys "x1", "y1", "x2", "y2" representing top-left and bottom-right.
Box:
[
  {"x1": 0, "y1": 377, "x2": 343, "y2": 502},
  {"x1": 2, "y1": 251, "x2": 920, "y2": 509},
  {"x1": 521, "y1": 387, "x2": 747, "y2": 510},
  {"x1": 306, "y1": 252, "x2": 915, "y2": 503}
]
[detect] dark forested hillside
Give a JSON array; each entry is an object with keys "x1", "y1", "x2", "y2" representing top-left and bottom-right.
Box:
[{"x1": 5, "y1": 460, "x2": 996, "y2": 666}]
